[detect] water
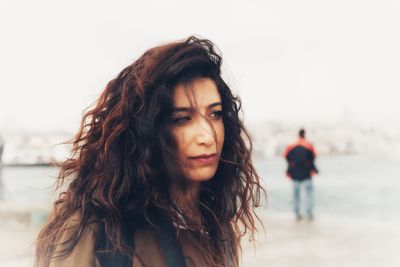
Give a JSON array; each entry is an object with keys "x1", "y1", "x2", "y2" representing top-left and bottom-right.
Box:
[
  {"x1": 1, "y1": 166, "x2": 59, "y2": 205},
  {"x1": 257, "y1": 155, "x2": 400, "y2": 222},
  {"x1": 2, "y1": 155, "x2": 399, "y2": 222}
]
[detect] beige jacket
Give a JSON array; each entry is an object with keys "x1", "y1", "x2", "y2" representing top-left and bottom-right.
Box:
[{"x1": 48, "y1": 215, "x2": 236, "y2": 267}]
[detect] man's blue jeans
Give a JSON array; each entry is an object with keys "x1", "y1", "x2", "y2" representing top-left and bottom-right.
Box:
[{"x1": 293, "y1": 178, "x2": 314, "y2": 218}]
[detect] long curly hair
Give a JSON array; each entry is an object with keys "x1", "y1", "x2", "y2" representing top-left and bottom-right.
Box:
[{"x1": 36, "y1": 36, "x2": 265, "y2": 267}]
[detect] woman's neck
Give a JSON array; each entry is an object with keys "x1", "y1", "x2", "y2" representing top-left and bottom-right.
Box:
[{"x1": 170, "y1": 182, "x2": 202, "y2": 225}]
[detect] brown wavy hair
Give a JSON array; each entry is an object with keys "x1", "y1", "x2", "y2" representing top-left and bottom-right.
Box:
[{"x1": 36, "y1": 36, "x2": 265, "y2": 267}]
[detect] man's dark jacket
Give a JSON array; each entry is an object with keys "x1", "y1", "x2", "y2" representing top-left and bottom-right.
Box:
[{"x1": 284, "y1": 138, "x2": 318, "y2": 181}]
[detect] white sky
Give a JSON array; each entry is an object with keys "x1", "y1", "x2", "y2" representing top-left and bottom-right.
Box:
[{"x1": 0, "y1": 0, "x2": 399, "y2": 133}]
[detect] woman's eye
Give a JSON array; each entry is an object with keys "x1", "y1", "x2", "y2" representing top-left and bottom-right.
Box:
[
  {"x1": 210, "y1": 110, "x2": 222, "y2": 119},
  {"x1": 172, "y1": 116, "x2": 190, "y2": 125}
]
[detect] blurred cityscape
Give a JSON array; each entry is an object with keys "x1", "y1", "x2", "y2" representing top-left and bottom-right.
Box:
[
  {"x1": 248, "y1": 120, "x2": 400, "y2": 159},
  {"x1": 0, "y1": 120, "x2": 400, "y2": 166},
  {"x1": 0, "y1": 130, "x2": 72, "y2": 166}
]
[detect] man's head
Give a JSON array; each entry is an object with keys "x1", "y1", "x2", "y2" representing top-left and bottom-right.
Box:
[{"x1": 299, "y1": 128, "x2": 305, "y2": 138}]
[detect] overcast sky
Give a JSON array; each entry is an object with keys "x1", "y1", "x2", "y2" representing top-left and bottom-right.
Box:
[{"x1": 1, "y1": 0, "x2": 399, "y2": 133}]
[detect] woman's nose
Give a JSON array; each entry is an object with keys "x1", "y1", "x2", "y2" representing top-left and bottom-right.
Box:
[{"x1": 194, "y1": 119, "x2": 215, "y2": 146}]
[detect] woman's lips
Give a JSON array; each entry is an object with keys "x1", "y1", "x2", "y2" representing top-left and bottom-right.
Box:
[{"x1": 189, "y1": 153, "x2": 217, "y2": 164}]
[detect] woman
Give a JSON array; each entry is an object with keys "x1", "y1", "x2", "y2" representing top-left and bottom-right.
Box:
[{"x1": 36, "y1": 36, "x2": 264, "y2": 267}]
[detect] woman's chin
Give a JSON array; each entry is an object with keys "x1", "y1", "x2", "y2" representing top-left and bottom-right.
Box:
[{"x1": 185, "y1": 168, "x2": 217, "y2": 183}]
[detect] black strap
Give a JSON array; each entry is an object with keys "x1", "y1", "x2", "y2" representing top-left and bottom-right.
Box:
[
  {"x1": 219, "y1": 225, "x2": 234, "y2": 267},
  {"x1": 227, "y1": 226, "x2": 235, "y2": 267},
  {"x1": 156, "y1": 215, "x2": 188, "y2": 267},
  {"x1": 96, "y1": 219, "x2": 134, "y2": 267},
  {"x1": 96, "y1": 214, "x2": 188, "y2": 267}
]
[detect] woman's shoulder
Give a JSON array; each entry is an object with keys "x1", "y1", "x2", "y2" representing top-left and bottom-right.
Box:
[
  {"x1": 55, "y1": 210, "x2": 99, "y2": 237},
  {"x1": 48, "y1": 211, "x2": 99, "y2": 267}
]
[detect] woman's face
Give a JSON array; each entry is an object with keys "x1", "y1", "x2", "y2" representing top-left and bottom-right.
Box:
[{"x1": 170, "y1": 78, "x2": 225, "y2": 184}]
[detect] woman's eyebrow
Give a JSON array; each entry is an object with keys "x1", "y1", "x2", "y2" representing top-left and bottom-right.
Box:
[
  {"x1": 208, "y1": 102, "x2": 222, "y2": 109},
  {"x1": 172, "y1": 102, "x2": 222, "y2": 112}
]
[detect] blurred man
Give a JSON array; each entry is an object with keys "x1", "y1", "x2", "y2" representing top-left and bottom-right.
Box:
[{"x1": 284, "y1": 129, "x2": 318, "y2": 221}]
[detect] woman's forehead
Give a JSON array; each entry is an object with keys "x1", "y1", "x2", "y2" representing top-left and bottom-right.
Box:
[{"x1": 172, "y1": 78, "x2": 221, "y2": 109}]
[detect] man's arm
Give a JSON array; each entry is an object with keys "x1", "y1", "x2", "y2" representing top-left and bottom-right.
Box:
[{"x1": 309, "y1": 144, "x2": 319, "y2": 175}]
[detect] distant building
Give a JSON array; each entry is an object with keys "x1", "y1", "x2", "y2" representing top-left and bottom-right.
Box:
[
  {"x1": 0, "y1": 135, "x2": 4, "y2": 200},
  {"x1": 1, "y1": 132, "x2": 71, "y2": 166}
]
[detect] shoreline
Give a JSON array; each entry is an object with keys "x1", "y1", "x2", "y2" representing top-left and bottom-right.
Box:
[{"x1": 241, "y1": 210, "x2": 400, "y2": 267}]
